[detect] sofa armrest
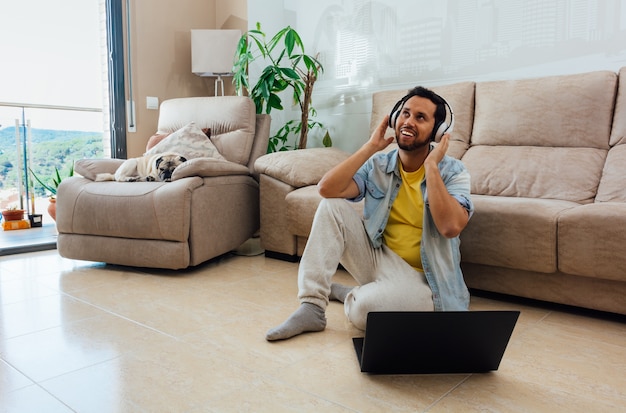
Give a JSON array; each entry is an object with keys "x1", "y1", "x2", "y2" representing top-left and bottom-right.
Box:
[
  {"x1": 254, "y1": 147, "x2": 350, "y2": 188},
  {"x1": 171, "y1": 157, "x2": 250, "y2": 180},
  {"x1": 74, "y1": 158, "x2": 125, "y2": 181}
]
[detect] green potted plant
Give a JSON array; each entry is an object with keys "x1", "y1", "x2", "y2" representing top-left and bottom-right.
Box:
[
  {"x1": 29, "y1": 164, "x2": 74, "y2": 221},
  {"x1": 232, "y1": 22, "x2": 331, "y2": 151}
]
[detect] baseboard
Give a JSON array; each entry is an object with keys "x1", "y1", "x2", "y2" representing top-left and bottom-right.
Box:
[
  {"x1": 0, "y1": 241, "x2": 57, "y2": 256},
  {"x1": 264, "y1": 250, "x2": 300, "y2": 262}
]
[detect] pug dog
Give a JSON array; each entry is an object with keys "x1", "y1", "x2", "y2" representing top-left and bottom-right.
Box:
[{"x1": 95, "y1": 152, "x2": 187, "y2": 182}]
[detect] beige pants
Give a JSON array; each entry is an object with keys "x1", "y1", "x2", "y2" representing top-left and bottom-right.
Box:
[{"x1": 298, "y1": 198, "x2": 434, "y2": 330}]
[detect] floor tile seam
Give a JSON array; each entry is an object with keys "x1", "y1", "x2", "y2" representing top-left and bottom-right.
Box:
[
  {"x1": 420, "y1": 373, "x2": 625, "y2": 412},
  {"x1": 9, "y1": 381, "x2": 77, "y2": 412},
  {"x1": 487, "y1": 360, "x2": 626, "y2": 403},
  {"x1": 422, "y1": 374, "x2": 472, "y2": 412},
  {"x1": 188, "y1": 335, "x2": 343, "y2": 390},
  {"x1": 56, "y1": 290, "x2": 181, "y2": 341},
  {"x1": 2, "y1": 350, "x2": 112, "y2": 408},
  {"x1": 178, "y1": 332, "x2": 323, "y2": 381},
  {"x1": 1, "y1": 320, "x2": 91, "y2": 343},
  {"x1": 507, "y1": 309, "x2": 554, "y2": 343},
  {"x1": 229, "y1": 271, "x2": 293, "y2": 287},
  {"x1": 0, "y1": 288, "x2": 63, "y2": 309},
  {"x1": 538, "y1": 311, "x2": 626, "y2": 329},
  {"x1": 35, "y1": 354, "x2": 126, "y2": 400},
  {"x1": 517, "y1": 309, "x2": 626, "y2": 345},
  {"x1": 245, "y1": 338, "x2": 360, "y2": 384},
  {"x1": 154, "y1": 286, "x2": 271, "y2": 317},
  {"x1": 548, "y1": 381, "x2": 626, "y2": 406},
  {"x1": 205, "y1": 371, "x2": 362, "y2": 412},
  {"x1": 0, "y1": 267, "x2": 23, "y2": 278},
  {"x1": 495, "y1": 373, "x2": 626, "y2": 408},
  {"x1": 540, "y1": 330, "x2": 626, "y2": 350},
  {"x1": 1, "y1": 357, "x2": 37, "y2": 392},
  {"x1": 61, "y1": 283, "x2": 271, "y2": 340}
]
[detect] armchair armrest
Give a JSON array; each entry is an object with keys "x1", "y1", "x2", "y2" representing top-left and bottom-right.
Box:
[
  {"x1": 74, "y1": 158, "x2": 124, "y2": 181},
  {"x1": 254, "y1": 147, "x2": 350, "y2": 188},
  {"x1": 171, "y1": 157, "x2": 250, "y2": 180}
]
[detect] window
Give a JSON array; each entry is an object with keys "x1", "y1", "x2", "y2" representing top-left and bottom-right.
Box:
[{"x1": 0, "y1": 0, "x2": 125, "y2": 227}]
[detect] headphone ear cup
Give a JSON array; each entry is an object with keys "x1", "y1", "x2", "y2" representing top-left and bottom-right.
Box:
[
  {"x1": 433, "y1": 121, "x2": 449, "y2": 141},
  {"x1": 389, "y1": 110, "x2": 400, "y2": 128},
  {"x1": 388, "y1": 98, "x2": 405, "y2": 129},
  {"x1": 433, "y1": 98, "x2": 455, "y2": 141}
]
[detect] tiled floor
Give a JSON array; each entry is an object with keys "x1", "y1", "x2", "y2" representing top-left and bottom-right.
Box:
[{"x1": 0, "y1": 249, "x2": 625, "y2": 412}]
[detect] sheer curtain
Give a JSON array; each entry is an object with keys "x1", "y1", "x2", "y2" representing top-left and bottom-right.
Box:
[{"x1": 0, "y1": 0, "x2": 125, "y2": 158}]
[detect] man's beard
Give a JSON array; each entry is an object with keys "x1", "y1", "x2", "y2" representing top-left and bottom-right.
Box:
[{"x1": 396, "y1": 135, "x2": 430, "y2": 152}]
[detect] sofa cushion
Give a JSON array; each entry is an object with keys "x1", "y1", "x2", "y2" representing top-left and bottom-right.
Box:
[
  {"x1": 145, "y1": 128, "x2": 210, "y2": 152},
  {"x1": 460, "y1": 195, "x2": 578, "y2": 273},
  {"x1": 558, "y1": 203, "x2": 626, "y2": 282},
  {"x1": 157, "y1": 96, "x2": 256, "y2": 166},
  {"x1": 471, "y1": 71, "x2": 616, "y2": 149},
  {"x1": 145, "y1": 122, "x2": 224, "y2": 160},
  {"x1": 464, "y1": 70, "x2": 616, "y2": 203},
  {"x1": 461, "y1": 146, "x2": 606, "y2": 203},
  {"x1": 370, "y1": 81, "x2": 475, "y2": 159}
]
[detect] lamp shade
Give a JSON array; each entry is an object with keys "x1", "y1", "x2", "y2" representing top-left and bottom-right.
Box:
[{"x1": 191, "y1": 29, "x2": 241, "y2": 76}]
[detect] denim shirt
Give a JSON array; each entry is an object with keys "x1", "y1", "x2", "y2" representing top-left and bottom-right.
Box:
[{"x1": 350, "y1": 146, "x2": 474, "y2": 311}]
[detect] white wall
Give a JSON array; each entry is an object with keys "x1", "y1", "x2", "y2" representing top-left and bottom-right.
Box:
[{"x1": 249, "y1": 0, "x2": 626, "y2": 153}]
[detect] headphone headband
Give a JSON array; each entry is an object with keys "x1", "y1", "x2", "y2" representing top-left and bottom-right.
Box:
[{"x1": 388, "y1": 89, "x2": 455, "y2": 141}]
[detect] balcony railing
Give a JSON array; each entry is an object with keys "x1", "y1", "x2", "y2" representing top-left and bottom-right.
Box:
[{"x1": 0, "y1": 102, "x2": 108, "y2": 224}]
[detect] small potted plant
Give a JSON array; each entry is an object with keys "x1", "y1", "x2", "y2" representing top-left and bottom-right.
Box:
[
  {"x1": 1, "y1": 205, "x2": 26, "y2": 222},
  {"x1": 29, "y1": 164, "x2": 74, "y2": 221}
]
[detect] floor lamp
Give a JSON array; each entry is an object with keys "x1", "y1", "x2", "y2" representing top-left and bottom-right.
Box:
[{"x1": 191, "y1": 29, "x2": 241, "y2": 96}]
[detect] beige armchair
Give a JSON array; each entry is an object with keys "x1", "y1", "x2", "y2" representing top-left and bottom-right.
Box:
[{"x1": 56, "y1": 96, "x2": 270, "y2": 269}]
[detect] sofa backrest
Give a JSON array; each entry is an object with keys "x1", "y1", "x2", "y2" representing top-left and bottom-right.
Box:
[
  {"x1": 596, "y1": 66, "x2": 626, "y2": 203},
  {"x1": 461, "y1": 70, "x2": 617, "y2": 204},
  {"x1": 370, "y1": 81, "x2": 475, "y2": 159},
  {"x1": 157, "y1": 96, "x2": 257, "y2": 166}
]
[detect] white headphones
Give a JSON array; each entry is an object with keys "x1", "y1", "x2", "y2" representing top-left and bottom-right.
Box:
[{"x1": 388, "y1": 90, "x2": 455, "y2": 141}]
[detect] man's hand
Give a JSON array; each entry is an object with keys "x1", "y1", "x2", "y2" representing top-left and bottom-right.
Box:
[
  {"x1": 425, "y1": 133, "x2": 450, "y2": 170},
  {"x1": 367, "y1": 115, "x2": 396, "y2": 152},
  {"x1": 318, "y1": 115, "x2": 393, "y2": 199}
]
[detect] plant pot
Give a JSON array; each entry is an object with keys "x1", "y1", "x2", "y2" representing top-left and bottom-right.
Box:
[
  {"x1": 48, "y1": 198, "x2": 57, "y2": 221},
  {"x1": 29, "y1": 214, "x2": 43, "y2": 227},
  {"x1": 2, "y1": 209, "x2": 25, "y2": 221}
]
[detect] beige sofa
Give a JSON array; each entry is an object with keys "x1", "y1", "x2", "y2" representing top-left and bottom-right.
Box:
[
  {"x1": 255, "y1": 67, "x2": 626, "y2": 316},
  {"x1": 56, "y1": 96, "x2": 270, "y2": 269}
]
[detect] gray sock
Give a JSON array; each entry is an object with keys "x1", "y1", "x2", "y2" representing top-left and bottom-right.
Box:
[
  {"x1": 329, "y1": 283, "x2": 353, "y2": 303},
  {"x1": 265, "y1": 303, "x2": 326, "y2": 341}
]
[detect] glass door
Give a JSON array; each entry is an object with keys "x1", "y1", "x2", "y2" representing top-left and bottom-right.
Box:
[{"x1": 0, "y1": 0, "x2": 110, "y2": 254}]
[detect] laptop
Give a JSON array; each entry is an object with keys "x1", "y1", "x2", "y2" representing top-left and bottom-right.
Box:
[{"x1": 352, "y1": 310, "x2": 520, "y2": 374}]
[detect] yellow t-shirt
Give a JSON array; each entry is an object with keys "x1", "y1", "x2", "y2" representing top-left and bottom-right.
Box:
[{"x1": 383, "y1": 163, "x2": 425, "y2": 271}]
